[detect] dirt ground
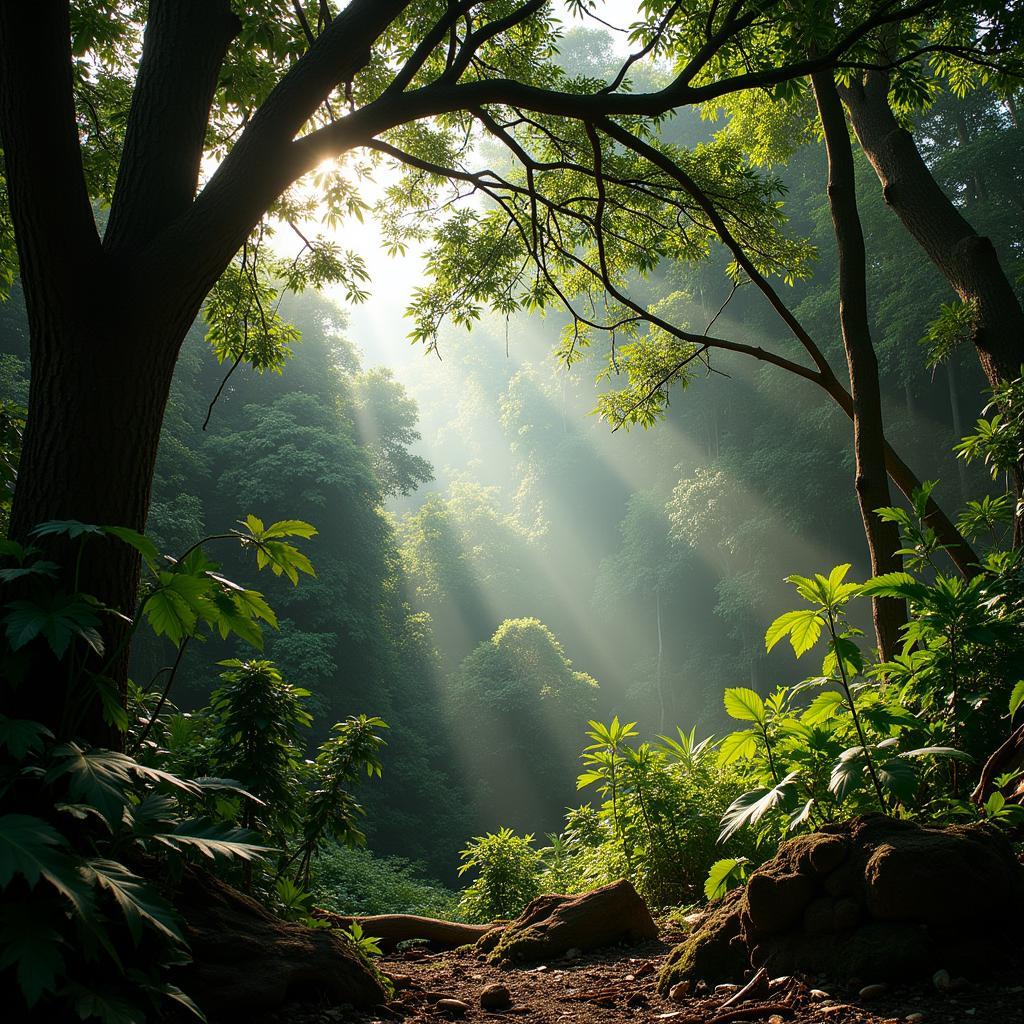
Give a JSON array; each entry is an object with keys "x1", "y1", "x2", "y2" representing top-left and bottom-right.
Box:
[{"x1": 269, "y1": 932, "x2": 1024, "y2": 1024}]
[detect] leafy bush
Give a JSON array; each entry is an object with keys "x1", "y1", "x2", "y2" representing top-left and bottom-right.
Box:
[
  {"x1": 310, "y1": 844, "x2": 460, "y2": 920},
  {"x1": 457, "y1": 827, "x2": 543, "y2": 922}
]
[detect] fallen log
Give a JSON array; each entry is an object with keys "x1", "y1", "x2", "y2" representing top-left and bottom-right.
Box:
[{"x1": 312, "y1": 908, "x2": 500, "y2": 950}]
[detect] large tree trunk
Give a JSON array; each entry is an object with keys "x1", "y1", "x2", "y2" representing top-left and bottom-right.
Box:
[
  {"x1": 840, "y1": 71, "x2": 1024, "y2": 544},
  {"x1": 813, "y1": 72, "x2": 906, "y2": 660},
  {"x1": 5, "y1": 303, "x2": 188, "y2": 741}
]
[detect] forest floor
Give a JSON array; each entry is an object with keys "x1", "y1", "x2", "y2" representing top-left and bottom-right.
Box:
[{"x1": 270, "y1": 931, "x2": 1024, "y2": 1024}]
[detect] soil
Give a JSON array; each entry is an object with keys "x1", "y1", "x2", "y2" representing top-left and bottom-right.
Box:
[{"x1": 253, "y1": 931, "x2": 1024, "y2": 1024}]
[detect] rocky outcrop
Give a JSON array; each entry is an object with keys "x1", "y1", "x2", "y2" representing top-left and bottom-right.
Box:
[
  {"x1": 174, "y1": 867, "x2": 387, "y2": 1017},
  {"x1": 660, "y1": 815, "x2": 1024, "y2": 992}
]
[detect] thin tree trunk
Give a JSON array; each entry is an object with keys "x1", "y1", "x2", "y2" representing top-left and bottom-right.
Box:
[
  {"x1": 655, "y1": 588, "x2": 665, "y2": 733},
  {"x1": 840, "y1": 71, "x2": 1024, "y2": 544},
  {"x1": 814, "y1": 71, "x2": 906, "y2": 660}
]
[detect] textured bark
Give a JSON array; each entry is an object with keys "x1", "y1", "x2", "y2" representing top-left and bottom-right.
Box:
[
  {"x1": 813, "y1": 72, "x2": 906, "y2": 659},
  {"x1": 841, "y1": 71, "x2": 1024, "y2": 543}
]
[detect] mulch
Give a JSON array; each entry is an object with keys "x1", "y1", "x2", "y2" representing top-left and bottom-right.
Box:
[{"x1": 266, "y1": 931, "x2": 1024, "y2": 1024}]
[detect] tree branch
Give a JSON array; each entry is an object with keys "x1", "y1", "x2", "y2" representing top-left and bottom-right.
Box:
[{"x1": 105, "y1": 0, "x2": 240, "y2": 254}]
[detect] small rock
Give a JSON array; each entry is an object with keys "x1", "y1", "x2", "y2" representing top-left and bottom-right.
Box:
[
  {"x1": 497, "y1": 959, "x2": 513, "y2": 971},
  {"x1": 714, "y1": 983, "x2": 739, "y2": 994},
  {"x1": 479, "y1": 984, "x2": 512, "y2": 1011},
  {"x1": 810, "y1": 989, "x2": 831, "y2": 1001},
  {"x1": 859, "y1": 983, "x2": 888, "y2": 1001},
  {"x1": 905, "y1": 1014, "x2": 926, "y2": 1023},
  {"x1": 932, "y1": 969, "x2": 951, "y2": 992},
  {"x1": 668, "y1": 981, "x2": 691, "y2": 1001},
  {"x1": 624, "y1": 973, "x2": 635, "y2": 982},
  {"x1": 533, "y1": 965, "x2": 549, "y2": 973},
  {"x1": 436, "y1": 998, "x2": 471, "y2": 1017},
  {"x1": 769, "y1": 1017, "x2": 786, "y2": 1024}
]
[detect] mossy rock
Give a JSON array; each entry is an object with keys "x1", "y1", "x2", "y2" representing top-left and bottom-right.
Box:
[
  {"x1": 657, "y1": 889, "x2": 747, "y2": 993},
  {"x1": 484, "y1": 880, "x2": 657, "y2": 964},
  {"x1": 660, "y1": 816, "x2": 1024, "y2": 989}
]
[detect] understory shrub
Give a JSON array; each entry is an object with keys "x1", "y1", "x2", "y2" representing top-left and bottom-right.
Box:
[{"x1": 310, "y1": 844, "x2": 460, "y2": 919}]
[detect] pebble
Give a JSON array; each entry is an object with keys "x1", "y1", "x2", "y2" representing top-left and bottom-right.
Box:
[
  {"x1": 668, "y1": 981, "x2": 691, "y2": 1001},
  {"x1": 436, "y1": 998, "x2": 470, "y2": 1016},
  {"x1": 932, "y1": 969, "x2": 951, "y2": 992},
  {"x1": 533, "y1": 964, "x2": 549, "y2": 973},
  {"x1": 810, "y1": 989, "x2": 831, "y2": 1000},
  {"x1": 859, "y1": 983, "x2": 888, "y2": 1001},
  {"x1": 905, "y1": 1014, "x2": 926, "y2": 1023},
  {"x1": 714, "y1": 983, "x2": 739, "y2": 994},
  {"x1": 479, "y1": 983, "x2": 512, "y2": 1011}
]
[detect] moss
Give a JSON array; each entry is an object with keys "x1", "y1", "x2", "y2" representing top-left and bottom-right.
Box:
[{"x1": 657, "y1": 890, "x2": 747, "y2": 992}]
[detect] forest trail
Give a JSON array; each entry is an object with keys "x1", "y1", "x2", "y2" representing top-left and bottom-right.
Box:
[{"x1": 264, "y1": 936, "x2": 1024, "y2": 1024}]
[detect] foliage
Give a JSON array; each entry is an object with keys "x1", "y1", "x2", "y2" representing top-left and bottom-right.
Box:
[
  {"x1": 0, "y1": 517, "x2": 392, "y2": 1021},
  {"x1": 457, "y1": 827, "x2": 543, "y2": 923},
  {"x1": 309, "y1": 843, "x2": 460, "y2": 920},
  {"x1": 447, "y1": 617, "x2": 600, "y2": 833}
]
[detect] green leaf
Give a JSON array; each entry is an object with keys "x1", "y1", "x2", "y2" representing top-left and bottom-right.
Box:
[
  {"x1": 860, "y1": 572, "x2": 928, "y2": 602},
  {"x1": 82, "y1": 858, "x2": 184, "y2": 945},
  {"x1": 0, "y1": 904, "x2": 65, "y2": 1007},
  {"x1": 261, "y1": 519, "x2": 318, "y2": 540},
  {"x1": 153, "y1": 819, "x2": 272, "y2": 862},
  {"x1": 0, "y1": 716, "x2": 52, "y2": 758},
  {"x1": 254, "y1": 539, "x2": 315, "y2": 585},
  {"x1": 703, "y1": 857, "x2": 749, "y2": 900},
  {"x1": 802, "y1": 690, "x2": 845, "y2": 725},
  {"x1": 718, "y1": 729, "x2": 758, "y2": 764},
  {"x1": 4, "y1": 593, "x2": 103, "y2": 658},
  {"x1": 30, "y1": 520, "x2": 105, "y2": 540},
  {"x1": 0, "y1": 814, "x2": 89, "y2": 913},
  {"x1": 1010, "y1": 681, "x2": 1024, "y2": 720},
  {"x1": 765, "y1": 609, "x2": 823, "y2": 656},
  {"x1": 723, "y1": 687, "x2": 766, "y2": 724},
  {"x1": 719, "y1": 773, "x2": 800, "y2": 842}
]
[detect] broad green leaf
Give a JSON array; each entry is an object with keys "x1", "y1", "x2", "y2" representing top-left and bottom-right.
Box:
[
  {"x1": 718, "y1": 728, "x2": 758, "y2": 765},
  {"x1": 860, "y1": 572, "x2": 928, "y2": 602},
  {"x1": 0, "y1": 814, "x2": 89, "y2": 913},
  {"x1": 723, "y1": 687, "x2": 766, "y2": 724},
  {"x1": 703, "y1": 856, "x2": 748, "y2": 900},
  {"x1": 765, "y1": 609, "x2": 822, "y2": 656},
  {"x1": 1010, "y1": 681, "x2": 1024, "y2": 720},
  {"x1": 82, "y1": 858, "x2": 184, "y2": 945},
  {"x1": 153, "y1": 819, "x2": 272, "y2": 862},
  {"x1": 261, "y1": 519, "x2": 318, "y2": 540},
  {"x1": 4, "y1": 594, "x2": 103, "y2": 658},
  {"x1": 30, "y1": 520, "x2": 104, "y2": 540},
  {"x1": 802, "y1": 690, "x2": 845, "y2": 725}
]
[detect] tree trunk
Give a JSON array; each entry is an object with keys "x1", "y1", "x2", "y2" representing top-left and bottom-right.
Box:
[
  {"x1": 840, "y1": 72, "x2": 1024, "y2": 543},
  {"x1": 813, "y1": 72, "x2": 906, "y2": 660},
  {"x1": 5, "y1": 301, "x2": 186, "y2": 741},
  {"x1": 655, "y1": 588, "x2": 665, "y2": 733}
]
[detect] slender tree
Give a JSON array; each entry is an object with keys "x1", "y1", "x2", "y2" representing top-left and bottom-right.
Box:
[{"x1": 812, "y1": 71, "x2": 906, "y2": 658}]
